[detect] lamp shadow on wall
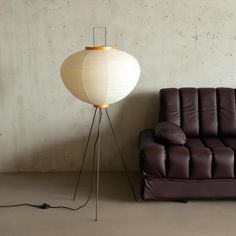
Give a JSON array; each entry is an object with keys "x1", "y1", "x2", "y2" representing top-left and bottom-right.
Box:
[
  {"x1": 7, "y1": 92, "x2": 159, "y2": 201},
  {"x1": 100, "y1": 91, "x2": 159, "y2": 201}
]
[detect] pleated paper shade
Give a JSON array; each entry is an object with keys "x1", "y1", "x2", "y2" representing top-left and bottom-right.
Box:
[{"x1": 60, "y1": 46, "x2": 140, "y2": 107}]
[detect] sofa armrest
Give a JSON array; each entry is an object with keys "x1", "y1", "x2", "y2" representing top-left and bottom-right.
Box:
[
  {"x1": 139, "y1": 129, "x2": 166, "y2": 178},
  {"x1": 139, "y1": 129, "x2": 156, "y2": 150}
]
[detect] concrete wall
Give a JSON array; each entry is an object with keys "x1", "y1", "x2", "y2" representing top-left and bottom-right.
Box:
[{"x1": 0, "y1": 0, "x2": 236, "y2": 172}]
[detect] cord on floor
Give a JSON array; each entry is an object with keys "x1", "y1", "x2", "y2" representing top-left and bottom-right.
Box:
[{"x1": 0, "y1": 111, "x2": 102, "y2": 211}]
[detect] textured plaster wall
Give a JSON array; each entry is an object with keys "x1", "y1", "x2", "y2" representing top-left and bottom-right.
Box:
[{"x1": 0, "y1": 0, "x2": 236, "y2": 172}]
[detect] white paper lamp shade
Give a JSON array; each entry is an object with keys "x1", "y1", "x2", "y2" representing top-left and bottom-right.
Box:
[{"x1": 60, "y1": 46, "x2": 140, "y2": 107}]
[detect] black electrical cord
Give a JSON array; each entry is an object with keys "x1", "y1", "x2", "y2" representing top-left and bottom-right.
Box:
[{"x1": 0, "y1": 110, "x2": 103, "y2": 211}]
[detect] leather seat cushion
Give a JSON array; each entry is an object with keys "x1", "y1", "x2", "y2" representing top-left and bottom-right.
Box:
[{"x1": 164, "y1": 137, "x2": 235, "y2": 179}]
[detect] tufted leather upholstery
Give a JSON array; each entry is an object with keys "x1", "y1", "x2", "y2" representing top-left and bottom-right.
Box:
[
  {"x1": 140, "y1": 88, "x2": 236, "y2": 200},
  {"x1": 160, "y1": 88, "x2": 236, "y2": 137}
]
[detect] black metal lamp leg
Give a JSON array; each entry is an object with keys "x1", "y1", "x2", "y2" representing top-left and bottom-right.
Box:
[
  {"x1": 95, "y1": 108, "x2": 102, "y2": 221},
  {"x1": 73, "y1": 108, "x2": 98, "y2": 201},
  {"x1": 105, "y1": 108, "x2": 137, "y2": 201}
]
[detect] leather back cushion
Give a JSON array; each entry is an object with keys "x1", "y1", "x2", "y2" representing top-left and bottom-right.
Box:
[
  {"x1": 154, "y1": 122, "x2": 186, "y2": 145},
  {"x1": 159, "y1": 88, "x2": 236, "y2": 137}
]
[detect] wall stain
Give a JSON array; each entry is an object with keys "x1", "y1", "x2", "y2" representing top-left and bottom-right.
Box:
[
  {"x1": 145, "y1": 16, "x2": 151, "y2": 24},
  {"x1": 193, "y1": 35, "x2": 198, "y2": 41},
  {"x1": 17, "y1": 95, "x2": 23, "y2": 106},
  {"x1": 24, "y1": 0, "x2": 30, "y2": 6}
]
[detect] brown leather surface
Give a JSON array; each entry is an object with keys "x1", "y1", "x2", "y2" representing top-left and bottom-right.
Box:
[
  {"x1": 160, "y1": 87, "x2": 236, "y2": 137},
  {"x1": 143, "y1": 177, "x2": 236, "y2": 200},
  {"x1": 141, "y1": 143, "x2": 166, "y2": 178},
  {"x1": 189, "y1": 147, "x2": 212, "y2": 179},
  {"x1": 221, "y1": 137, "x2": 236, "y2": 152},
  {"x1": 180, "y1": 88, "x2": 199, "y2": 136},
  {"x1": 140, "y1": 88, "x2": 236, "y2": 200},
  {"x1": 199, "y1": 88, "x2": 218, "y2": 136},
  {"x1": 202, "y1": 137, "x2": 234, "y2": 178},
  {"x1": 211, "y1": 147, "x2": 234, "y2": 179},
  {"x1": 201, "y1": 137, "x2": 225, "y2": 148},
  {"x1": 154, "y1": 121, "x2": 186, "y2": 145},
  {"x1": 141, "y1": 136, "x2": 236, "y2": 180},
  {"x1": 159, "y1": 88, "x2": 181, "y2": 126},
  {"x1": 218, "y1": 88, "x2": 236, "y2": 136},
  {"x1": 139, "y1": 129, "x2": 156, "y2": 150},
  {"x1": 166, "y1": 145, "x2": 189, "y2": 179},
  {"x1": 186, "y1": 138, "x2": 212, "y2": 179}
]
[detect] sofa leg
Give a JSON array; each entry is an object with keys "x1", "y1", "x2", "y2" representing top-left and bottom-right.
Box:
[{"x1": 176, "y1": 200, "x2": 188, "y2": 203}]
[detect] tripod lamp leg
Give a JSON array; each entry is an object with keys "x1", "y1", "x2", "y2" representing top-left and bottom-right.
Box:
[{"x1": 73, "y1": 108, "x2": 98, "y2": 201}]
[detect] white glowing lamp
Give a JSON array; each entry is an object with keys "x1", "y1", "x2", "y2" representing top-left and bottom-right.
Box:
[
  {"x1": 60, "y1": 29, "x2": 140, "y2": 220},
  {"x1": 60, "y1": 46, "x2": 140, "y2": 108}
]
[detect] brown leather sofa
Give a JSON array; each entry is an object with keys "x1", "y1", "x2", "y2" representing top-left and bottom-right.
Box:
[{"x1": 139, "y1": 88, "x2": 236, "y2": 200}]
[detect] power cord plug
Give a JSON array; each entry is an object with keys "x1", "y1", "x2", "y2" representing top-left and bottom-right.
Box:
[{"x1": 39, "y1": 203, "x2": 50, "y2": 209}]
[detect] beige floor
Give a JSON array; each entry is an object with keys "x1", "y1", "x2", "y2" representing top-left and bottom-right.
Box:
[{"x1": 0, "y1": 172, "x2": 236, "y2": 236}]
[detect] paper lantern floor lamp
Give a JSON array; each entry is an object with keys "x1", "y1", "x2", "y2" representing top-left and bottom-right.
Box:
[{"x1": 60, "y1": 27, "x2": 140, "y2": 221}]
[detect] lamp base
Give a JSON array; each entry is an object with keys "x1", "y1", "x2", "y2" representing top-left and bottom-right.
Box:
[{"x1": 72, "y1": 107, "x2": 137, "y2": 221}]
